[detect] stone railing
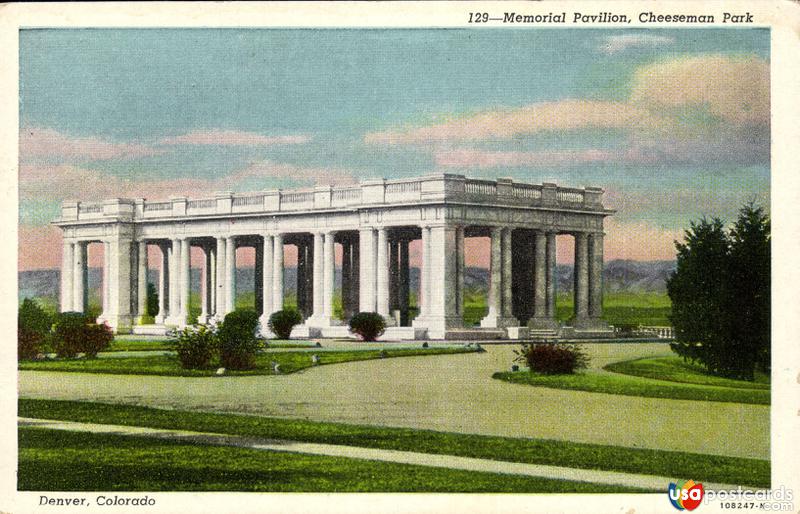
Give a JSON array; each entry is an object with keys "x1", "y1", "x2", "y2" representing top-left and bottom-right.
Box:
[{"x1": 58, "y1": 174, "x2": 608, "y2": 222}]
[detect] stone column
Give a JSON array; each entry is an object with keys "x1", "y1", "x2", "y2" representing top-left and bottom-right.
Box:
[
  {"x1": 60, "y1": 241, "x2": 74, "y2": 312},
  {"x1": 225, "y1": 236, "x2": 236, "y2": 314},
  {"x1": 389, "y1": 239, "x2": 399, "y2": 318},
  {"x1": 272, "y1": 234, "x2": 284, "y2": 312},
  {"x1": 199, "y1": 246, "x2": 210, "y2": 324},
  {"x1": 209, "y1": 246, "x2": 216, "y2": 317},
  {"x1": 310, "y1": 232, "x2": 325, "y2": 323},
  {"x1": 481, "y1": 228, "x2": 502, "y2": 327},
  {"x1": 376, "y1": 228, "x2": 390, "y2": 320},
  {"x1": 501, "y1": 228, "x2": 515, "y2": 319},
  {"x1": 72, "y1": 242, "x2": 87, "y2": 313},
  {"x1": 573, "y1": 232, "x2": 589, "y2": 322},
  {"x1": 546, "y1": 232, "x2": 557, "y2": 319},
  {"x1": 455, "y1": 226, "x2": 465, "y2": 319},
  {"x1": 179, "y1": 238, "x2": 190, "y2": 325},
  {"x1": 99, "y1": 241, "x2": 111, "y2": 321},
  {"x1": 418, "y1": 226, "x2": 430, "y2": 317},
  {"x1": 323, "y1": 231, "x2": 335, "y2": 323},
  {"x1": 341, "y1": 237, "x2": 352, "y2": 318},
  {"x1": 351, "y1": 236, "x2": 360, "y2": 315},
  {"x1": 589, "y1": 232, "x2": 604, "y2": 319},
  {"x1": 136, "y1": 241, "x2": 148, "y2": 324},
  {"x1": 399, "y1": 239, "x2": 410, "y2": 326},
  {"x1": 297, "y1": 240, "x2": 307, "y2": 316},
  {"x1": 166, "y1": 239, "x2": 179, "y2": 324},
  {"x1": 533, "y1": 232, "x2": 547, "y2": 317},
  {"x1": 214, "y1": 237, "x2": 226, "y2": 321},
  {"x1": 155, "y1": 244, "x2": 168, "y2": 324},
  {"x1": 105, "y1": 236, "x2": 134, "y2": 333},
  {"x1": 413, "y1": 225, "x2": 462, "y2": 339},
  {"x1": 259, "y1": 235, "x2": 274, "y2": 329},
  {"x1": 358, "y1": 228, "x2": 376, "y2": 313}
]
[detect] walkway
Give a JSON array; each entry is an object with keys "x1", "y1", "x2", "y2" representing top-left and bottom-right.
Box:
[
  {"x1": 18, "y1": 343, "x2": 770, "y2": 460},
  {"x1": 18, "y1": 417, "x2": 742, "y2": 491}
]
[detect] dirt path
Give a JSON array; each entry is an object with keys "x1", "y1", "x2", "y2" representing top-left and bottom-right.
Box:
[{"x1": 18, "y1": 343, "x2": 769, "y2": 459}]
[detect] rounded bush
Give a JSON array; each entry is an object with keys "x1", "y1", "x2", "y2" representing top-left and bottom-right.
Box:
[
  {"x1": 52, "y1": 312, "x2": 112, "y2": 358},
  {"x1": 349, "y1": 312, "x2": 386, "y2": 342},
  {"x1": 18, "y1": 298, "x2": 52, "y2": 359},
  {"x1": 218, "y1": 309, "x2": 261, "y2": 370},
  {"x1": 172, "y1": 325, "x2": 217, "y2": 369},
  {"x1": 514, "y1": 343, "x2": 588, "y2": 375},
  {"x1": 268, "y1": 309, "x2": 302, "y2": 340}
]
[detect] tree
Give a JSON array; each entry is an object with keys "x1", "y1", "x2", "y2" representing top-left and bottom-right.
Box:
[
  {"x1": 667, "y1": 203, "x2": 770, "y2": 380},
  {"x1": 18, "y1": 298, "x2": 53, "y2": 359},
  {"x1": 146, "y1": 282, "x2": 159, "y2": 317}
]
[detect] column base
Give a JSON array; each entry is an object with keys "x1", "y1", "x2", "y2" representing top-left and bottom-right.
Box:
[
  {"x1": 164, "y1": 315, "x2": 187, "y2": 327},
  {"x1": 154, "y1": 314, "x2": 166, "y2": 324},
  {"x1": 480, "y1": 314, "x2": 519, "y2": 328},
  {"x1": 412, "y1": 315, "x2": 463, "y2": 340},
  {"x1": 103, "y1": 314, "x2": 133, "y2": 334}
]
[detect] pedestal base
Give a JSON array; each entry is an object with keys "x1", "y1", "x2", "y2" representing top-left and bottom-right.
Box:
[
  {"x1": 480, "y1": 315, "x2": 519, "y2": 328},
  {"x1": 412, "y1": 315, "x2": 463, "y2": 340}
]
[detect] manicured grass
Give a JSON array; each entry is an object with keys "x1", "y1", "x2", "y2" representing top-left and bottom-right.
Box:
[
  {"x1": 106, "y1": 338, "x2": 171, "y2": 352},
  {"x1": 605, "y1": 356, "x2": 770, "y2": 390},
  {"x1": 19, "y1": 347, "x2": 476, "y2": 377},
  {"x1": 492, "y1": 370, "x2": 769, "y2": 405},
  {"x1": 20, "y1": 427, "x2": 637, "y2": 492},
  {"x1": 18, "y1": 399, "x2": 770, "y2": 487},
  {"x1": 557, "y1": 291, "x2": 672, "y2": 326}
]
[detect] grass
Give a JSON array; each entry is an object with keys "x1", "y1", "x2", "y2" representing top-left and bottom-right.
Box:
[
  {"x1": 492, "y1": 370, "x2": 770, "y2": 405},
  {"x1": 605, "y1": 356, "x2": 771, "y2": 390},
  {"x1": 107, "y1": 338, "x2": 317, "y2": 352},
  {"x1": 557, "y1": 291, "x2": 672, "y2": 326},
  {"x1": 18, "y1": 399, "x2": 770, "y2": 488},
  {"x1": 19, "y1": 347, "x2": 475, "y2": 377},
  {"x1": 20, "y1": 427, "x2": 639, "y2": 492}
]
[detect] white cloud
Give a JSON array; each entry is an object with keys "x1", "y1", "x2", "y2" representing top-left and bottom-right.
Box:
[{"x1": 598, "y1": 34, "x2": 675, "y2": 55}]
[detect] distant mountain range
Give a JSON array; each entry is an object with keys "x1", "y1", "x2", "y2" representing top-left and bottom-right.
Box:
[{"x1": 19, "y1": 259, "x2": 676, "y2": 303}]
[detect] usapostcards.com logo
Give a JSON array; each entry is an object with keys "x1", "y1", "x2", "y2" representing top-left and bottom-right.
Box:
[{"x1": 669, "y1": 480, "x2": 705, "y2": 511}]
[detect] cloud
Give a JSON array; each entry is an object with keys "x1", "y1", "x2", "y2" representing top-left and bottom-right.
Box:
[
  {"x1": 630, "y1": 54, "x2": 769, "y2": 126},
  {"x1": 434, "y1": 147, "x2": 656, "y2": 169},
  {"x1": 230, "y1": 161, "x2": 358, "y2": 186},
  {"x1": 158, "y1": 130, "x2": 311, "y2": 146},
  {"x1": 365, "y1": 100, "x2": 658, "y2": 144},
  {"x1": 20, "y1": 127, "x2": 164, "y2": 164},
  {"x1": 598, "y1": 34, "x2": 675, "y2": 55},
  {"x1": 366, "y1": 54, "x2": 770, "y2": 146}
]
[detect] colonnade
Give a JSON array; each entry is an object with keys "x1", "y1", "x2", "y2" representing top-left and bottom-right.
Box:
[{"x1": 59, "y1": 226, "x2": 605, "y2": 337}]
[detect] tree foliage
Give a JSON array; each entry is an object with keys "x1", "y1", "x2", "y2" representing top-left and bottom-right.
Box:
[
  {"x1": 667, "y1": 203, "x2": 770, "y2": 380},
  {"x1": 18, "y1": 298, "x2": 53, "y2": 359}
]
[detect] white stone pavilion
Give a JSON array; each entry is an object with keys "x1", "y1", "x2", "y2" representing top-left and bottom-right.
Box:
[{"x1": 54, "y1": 174, "x2": 614, "y2": 340}]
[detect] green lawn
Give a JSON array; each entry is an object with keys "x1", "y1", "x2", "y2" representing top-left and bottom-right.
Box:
[
  {"x1": 19, "y1": 347, "x2": 475, "y2": 377},
  {"x1": 21, "y1": 427, "x2": 638, "y2": 492},
  {"x1": 18, "y1": 399, "x2": 770, "y2": 488},
  {"x1": 605, "y1": 356, "x2": 771, "y2": 390},
  {"x1": 107, "y1": 338, "x2": 318, "y2": 352},
  {"x1": 492, "y1": 369, "x2": 769, "y2": 405},
  {"x1": 557, "y1": 291, "x2": 672, "y2": 326}
]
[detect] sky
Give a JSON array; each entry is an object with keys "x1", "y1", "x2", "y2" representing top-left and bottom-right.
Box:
[{"x1": 18, "y1": 28, "x2": 770, "y2": 270}]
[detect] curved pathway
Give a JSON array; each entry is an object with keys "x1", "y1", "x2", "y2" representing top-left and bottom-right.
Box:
[{"x1": 18, "y1": 343, "x2": 769, "y2": 460}]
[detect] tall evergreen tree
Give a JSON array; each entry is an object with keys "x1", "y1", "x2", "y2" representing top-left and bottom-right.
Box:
[{"x1": 667, "y1": 204, "x2": 770, "y2": 380}]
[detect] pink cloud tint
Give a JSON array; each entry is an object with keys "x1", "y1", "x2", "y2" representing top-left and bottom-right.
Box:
[
  {"x1": 20, "y1": 127, "x2": 164, "y2": 163},
  {"x1": 158, "y1": 130, "x2": 311, "y2": 146},
  {"x1": 365, "y1": 100, "x2": 656, "y2": 145},
  {"x1": 434, "y1": 147, "x2": 657, "y2": 169}
]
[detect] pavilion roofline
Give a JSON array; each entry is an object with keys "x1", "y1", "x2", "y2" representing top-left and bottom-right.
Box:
[{"x1": 54, "y1": 173, "x2": 612, "y2": 225}]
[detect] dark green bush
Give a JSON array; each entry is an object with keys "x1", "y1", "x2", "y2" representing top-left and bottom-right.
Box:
[
  {"x1": 171, "y1": 325, "x2": 218, "y2": 369},
  {"x1": 18, "y1": 298, "x2": 53, "y2": 359},
  {"x1": 268, "y1": 309, "x2": 302, "y2": 340},
  {"x1": 218, "y1": 309, "x2": 261, "y2": 370},
  {"x1": 514, "y1": 343, "x2": 588, "y2": 375},
  {"x1": 52, "y1": 312, "x2": 112, "y2": 358},
  {"x1": 349, "y1": 312, "x2": 386, "y2": 342}
]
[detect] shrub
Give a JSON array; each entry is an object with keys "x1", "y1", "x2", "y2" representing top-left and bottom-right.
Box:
[
  {"x1": 218, "y1": 309, "x2": 261, "y2": 370},
  {"x1": 18, "y1": 298, "x2": 53, "y2": 359},
  {"x1": 514, "y1": 343, "x2": 588, "y2": 375},
  {"x1": 268, "y1": 309, "x2": 302, "y2": 340},
  {"x1": 51, "y1": 312, "x2": 112, "y2": 358},
  {"x1": 349, "y1": 312, "x2": 386, "y2": 342},
  {"x1": 172, "y1": 324, "x2": 218, "y2": 369}
]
